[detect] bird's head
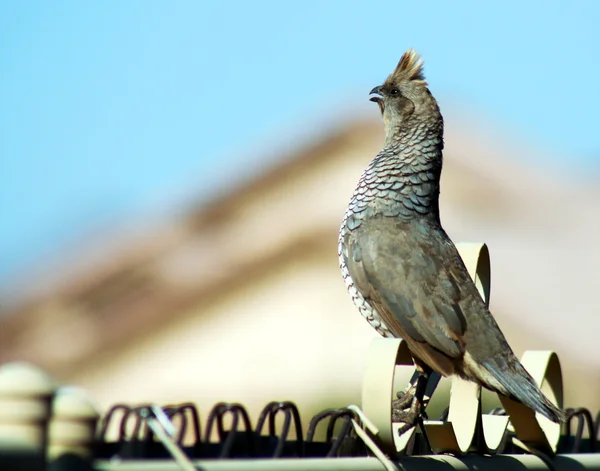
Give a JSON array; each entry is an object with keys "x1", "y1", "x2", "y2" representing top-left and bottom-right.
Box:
[{"x1": 369, "y1": 49, "x2": 441, "y2": 137}]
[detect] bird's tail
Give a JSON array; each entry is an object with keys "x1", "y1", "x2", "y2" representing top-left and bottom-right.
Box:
[{"x1": 482, "y1": 356, "x2": 565, "y2": 424}]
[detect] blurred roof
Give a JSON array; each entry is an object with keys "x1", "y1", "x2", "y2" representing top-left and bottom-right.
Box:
[{"x1": 1, "y1": 114, "x2": 598, "y2": 410}]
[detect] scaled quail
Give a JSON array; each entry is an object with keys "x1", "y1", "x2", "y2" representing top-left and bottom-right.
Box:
[{"x1": 338, "y1": 50, "x2": 565, "y2": 430}]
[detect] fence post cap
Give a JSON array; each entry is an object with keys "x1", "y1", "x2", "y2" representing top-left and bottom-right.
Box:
[{"x1": 0, "y1": 363, "x2": 55, "y2": 397}]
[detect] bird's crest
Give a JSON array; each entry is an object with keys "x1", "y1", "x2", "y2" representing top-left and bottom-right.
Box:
[{"x1": 389, "y1": 49, "x2": 426, "y2": 84}]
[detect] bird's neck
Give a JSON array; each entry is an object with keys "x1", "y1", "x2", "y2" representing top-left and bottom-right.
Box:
[
  {"x1": 384, "y1": 115, "x2": 443, "y2": 148},
  {"x1": 359, "y1": 119, "x2": 444, "y2": 221}
]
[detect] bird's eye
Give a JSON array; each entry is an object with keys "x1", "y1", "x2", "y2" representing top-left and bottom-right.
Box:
[{"x1": 390, "y1": 88, "x2": 400, "y2": 96}]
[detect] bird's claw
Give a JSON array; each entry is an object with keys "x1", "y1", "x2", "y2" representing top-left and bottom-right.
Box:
[
  {"x1": 392, "y1": 383, "x2": 426, "y2": 437},
  {"x1": 392, "y1": 406, "x2": 421, "y2": 435},
  {"x1": 394, "y1": 381, "x2": 417, "y2": 406},
  {"x1": 392, "y1": 394, "x2": 414, "y2": 412}
]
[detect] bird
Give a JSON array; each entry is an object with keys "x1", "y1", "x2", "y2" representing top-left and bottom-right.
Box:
[{"x1": 337, "y1": 49, "x2": 565, "y2": 430}]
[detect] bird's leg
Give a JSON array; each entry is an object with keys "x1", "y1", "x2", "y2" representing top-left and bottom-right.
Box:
[
  {"x1": 392, "y1": 371, "x2": 429, "y2": 435},
  {"x1": 392, "y1": 379, "x2": 418, "y2": 411}
]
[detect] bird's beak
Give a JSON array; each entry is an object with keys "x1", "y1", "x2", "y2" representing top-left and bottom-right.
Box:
[{"x1": 369, "y1": 85, "x2": 382, "y2": 103}]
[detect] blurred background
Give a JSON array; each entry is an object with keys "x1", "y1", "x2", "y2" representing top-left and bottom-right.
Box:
[{"x1": 1, "y1": 1, "x2": 599, "y2": 423}]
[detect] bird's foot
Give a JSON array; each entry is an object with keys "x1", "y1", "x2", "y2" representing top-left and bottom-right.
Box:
[
  {"x1": 392, "y1": 372, "x2": 429, "y2": 437},
  {"x1": 392, "y1": 382, "x2": 417, "y2": 411},
  {"x1": 393, "y1": 395, "x2": 424, "y2": 436},
  {"x1": 396, "y1": 418, "x2": 417, "y2": 437}
]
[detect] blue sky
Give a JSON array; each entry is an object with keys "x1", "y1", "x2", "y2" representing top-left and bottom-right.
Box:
[{"x1": 1, "y1": 1, "x2": 599, "y2": 288}]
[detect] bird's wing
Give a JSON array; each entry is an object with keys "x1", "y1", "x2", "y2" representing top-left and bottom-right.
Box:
[{"x1": 346, "y1": 218, "x2": 469, "y2": 358}]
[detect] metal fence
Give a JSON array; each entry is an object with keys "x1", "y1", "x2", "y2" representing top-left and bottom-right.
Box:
[{"x1": 1, "y1": 244, "x2": 598, "y2": 470}]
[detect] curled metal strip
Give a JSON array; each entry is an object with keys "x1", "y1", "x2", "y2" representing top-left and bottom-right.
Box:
[
  {"x1": 138, "y1": 406, "x2": 197, "y2": 471},
  {"x1": 97, "y1": 404, "x2": 131, "y2": 441},
  {"x1": 163, "y1": 406, "x2": 188, "y2": 444},
  {"x1": 118, "y1": 404, "x2": 152, "y2": 442},
  {"x1": 455, "y1": 242, "x2": 491, "y2": 307},
  {"x1": 326, "y1": 414, "x2": 354, "y2": 457},
  {"x1": 306, "y1": 409, "x2": 342, "y2": 442},
  {"x1": 362, "y1": 337, "x2": 435, "y2": 454},
  {"x1": 163, "y1": 403, "x2": 202, "y2": 447},
  {"x1": 306, "y1": 408, "x2": 339, "y2": 443},
  {"x1": 205, "y1": 402, "x2": 254, "y2": 458},
  {"x1": 595, "y1": 411, "x2": 600, "y2": 447},
  {"x1": 305, "y1": 408, "x2": 358, "y2": 457},
  {"x1": 346, "y1": 407, "x2": 398, "y2": 471},
  {"x1": 255, "y1": 401, "x2": 303, "y2": 458},
  {"x1": 324, "y1": 410, "x2": 355, "y2": 456},
  {"x1": 180, "y1": 403, "x2": 202, "y2": 447},
  {"x1": 425, "y1": 378, "x2": 483, "y2": 453},
  {"x1": 564, "y1": 408, "x2": 596, "y2": 453}
]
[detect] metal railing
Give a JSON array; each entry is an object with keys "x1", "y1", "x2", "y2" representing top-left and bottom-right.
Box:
[
  {"x1": 0, "y1": 243, "x2": 597, "y2": 470},
  {"x1": 0, "y1": 355, "x2": 597, "y2": 470}
]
